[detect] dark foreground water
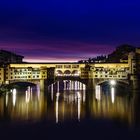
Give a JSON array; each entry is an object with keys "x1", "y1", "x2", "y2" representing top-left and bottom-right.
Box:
[{"x1": 0, "y1": 81, "x2": 140, "y2": 140}]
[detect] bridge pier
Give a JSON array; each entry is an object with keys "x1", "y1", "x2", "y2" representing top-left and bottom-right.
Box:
[
  {"x1": 130, "y1": 80, "x2": 140, "y2": 90},
  {"x1": 86, "y1": 78, "x2": 100, "y2": 91},
  {"x1": 129, "y1": 75, "x2": 140, "y2": 90}
]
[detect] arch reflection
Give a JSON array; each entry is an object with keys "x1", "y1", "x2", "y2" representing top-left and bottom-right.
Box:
[{"x1": 0, "y1": 81, "x2": 138, "y2": 128}]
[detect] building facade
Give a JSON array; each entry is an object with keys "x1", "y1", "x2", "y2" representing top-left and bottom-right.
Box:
[{"x1": 0, "y1": 50, "x2": 24, "y2": 64}]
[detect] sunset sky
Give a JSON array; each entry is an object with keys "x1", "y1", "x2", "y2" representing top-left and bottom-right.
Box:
[{"x1": 0, "y1": 0, "x2": 140, "y2": 62}]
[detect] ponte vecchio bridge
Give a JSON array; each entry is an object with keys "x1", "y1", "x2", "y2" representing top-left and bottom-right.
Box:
[{"x1": 0, "y1": 52, "x2": 138, "y2": 90}]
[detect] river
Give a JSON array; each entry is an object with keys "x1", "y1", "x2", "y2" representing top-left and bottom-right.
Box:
[{"x1": 0, "y1": 80, "x2": 140, "y2": 140}]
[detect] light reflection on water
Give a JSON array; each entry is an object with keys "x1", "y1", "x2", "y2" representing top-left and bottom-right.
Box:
[{"x1": 0, "y1": 80, "x2": 139, "y2": 128}]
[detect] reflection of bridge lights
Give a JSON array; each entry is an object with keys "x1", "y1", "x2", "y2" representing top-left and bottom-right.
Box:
[
  {"x1": 57, "y1": 81, "x2": 59, "y2": 92},
  {"x1": 12, "y1": 88, "x2": 17, "y2": 107},
  {"x1": 83, "y1": 90, "x2": 86, "y2": 102},
  {"x1": 110, "y1": 80, "x2": 116, "y2": 86},
  {"x1": 111, "y1": 87, "x2": 115, "y2": 103},
  {"x1": 56, "y1": 92, "x2": 60, "y2": 123},
  {"x1": 56, "y1": 97, "x2": 59, "y2": 123},
  {"x1": 6, "y1": 94, "x2": 8, "y2": 107},
  {"x1": 83, "y1": 84, "x2": 86, "y2": 90},
  {"x1": 56, "y1": 92, "x2": 60, "y2": 98},
  {"x1": 77, "y1": 93, "x2": 81, "y2": 121},
  {"x1": 95, "y1": 85, "x2": 101, "y2": 101},
  {"x1": 76, "y1": 91, "x2": 81, "y2": 99}
]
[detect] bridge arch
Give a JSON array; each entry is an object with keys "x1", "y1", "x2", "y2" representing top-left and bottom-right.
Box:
[
  {"x1": 7, "y1": 81, "x2": 37, "y2": 89},
  {"x1": 72, "y1": 70, "x2": 79, "y2": 76},
  {"x1": 9, "y1": 80, "x2": 40, "y2": 86},
  {"x1": 96, "y1": 79, "x2": 129, "y2": 86},
  {"x1": 56, "y1": 70, "x2": 63, "y2": 76},
  {"x1": 64, "y1": 70, "x2": 71, "y2": 76}
]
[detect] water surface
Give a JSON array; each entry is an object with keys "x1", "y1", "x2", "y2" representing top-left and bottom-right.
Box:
[{"x1": 0, "y1": 81, "x2": 140, "y2": 140}]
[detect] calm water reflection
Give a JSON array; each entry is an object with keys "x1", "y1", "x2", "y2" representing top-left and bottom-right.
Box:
[{"x1": 0, "y1": 80, "x2": 140, "y2": 129}]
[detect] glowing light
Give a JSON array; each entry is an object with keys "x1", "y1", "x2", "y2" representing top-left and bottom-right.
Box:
[
  {"x1": 111, "y1": 87, "x2": 115, "y2": 103},
  {"x1": 110, "y1": 80, "x2": 116, "y2": 86},
  {"x1": 56, "y1": 98, "x2": 59, "y2": 123},
  {"x1": 95, "y1": 85, "x2": 101, "y2": 101},
  {"x1": 75, "y1": 81, "x2": 78, "y2": 90},
  {"x1": 77, "y1": 81, "x2": 80, "y2": 90},
  {"x1": 6, "y1": 94, "x2": 8, "y2": 107},
  {"x1": 83, "y1": 84, "x2": 86, "y2": 90},
  {"x1": 12, "y1": 88, "x2": 17, "y2": 106},
  {"x1": 78, "y1": 71, "x2": 80, "y2": 74},
  {"x1": 56, "y1": 92, "x2": 60, "y2": 123},
  {"x1": 76, "y1": 91, "x2": 81, "y2": 99},
  {"x1": 56, "y1": 92, "x2": 60, "y2": 98},
  {"x1": 78, "y1": 94, "x2": 81, "y2": 121},
  {"x1": 64, "y1": 81, "x2": 66, "y2": 90}
]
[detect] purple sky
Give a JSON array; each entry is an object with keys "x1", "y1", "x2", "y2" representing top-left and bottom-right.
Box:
[
  {"x1": 0, "y1": 0, "x2": 140, "y2": 62},
  {"x1": 0, "y1": 40, "x2": 114, "y2": 62}
]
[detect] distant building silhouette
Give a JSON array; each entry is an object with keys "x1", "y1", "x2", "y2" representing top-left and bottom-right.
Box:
[
  {"x1": 78, "y1": 44, "x2": 138, "y2": 63},
  {"x1": 107, "y1": 44, "x2": 136, "y2": 62},
  {"x1": 0, "y1": 50, "x2": 24, "y2": 64}
]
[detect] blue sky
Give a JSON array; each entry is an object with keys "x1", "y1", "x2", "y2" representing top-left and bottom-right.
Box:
[{"x1": 0, "y1": 0, "x2": 140, "y2": 62}]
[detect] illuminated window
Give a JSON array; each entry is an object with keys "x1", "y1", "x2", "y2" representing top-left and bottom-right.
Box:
[
  {"x1": 72, "y1": 65, "x2": 79, "y2": 68},
  {"x1": 64, "y1": 65, "x2": 71, "y2": 68},
  {"x1": 56, "y1": 65, "x2": 63, "y2": 68}
]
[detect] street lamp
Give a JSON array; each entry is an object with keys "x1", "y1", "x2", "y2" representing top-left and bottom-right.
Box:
[{"x1": 110, "y1": 80, "x2": 116, "y2": 86}]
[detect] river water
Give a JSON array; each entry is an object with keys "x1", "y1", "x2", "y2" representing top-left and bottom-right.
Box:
[{"x1": 0, "y1": 80, "x2": 140, "y2": 140}]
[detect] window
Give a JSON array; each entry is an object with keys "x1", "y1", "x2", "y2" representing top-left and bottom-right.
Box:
[
  {"x1": 72, "y1": 65, "x2": 79, "y2": 68},
  {"x1": 56, "y1": 65, "x2": 63, "y2": 68},
  {"x1": 64, "y1": 65, "x2": 71, "y2": 68}
]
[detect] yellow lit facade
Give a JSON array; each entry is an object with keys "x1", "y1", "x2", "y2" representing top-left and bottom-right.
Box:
[
  {"x1": 0, "y1": 52, "x2": 138, "y2": 85},
  {"x1": 0, "y1": 67, "x2": 4, "y2": 84}
]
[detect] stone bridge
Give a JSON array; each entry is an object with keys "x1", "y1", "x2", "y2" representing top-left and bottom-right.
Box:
[{"x1": 3, "y1": 57, "x2": 139, "y2": 89}]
